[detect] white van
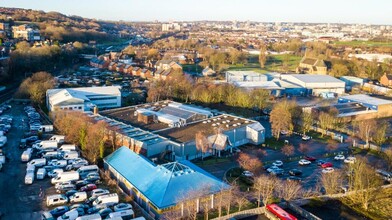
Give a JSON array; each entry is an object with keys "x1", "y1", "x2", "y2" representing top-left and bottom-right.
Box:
[
  {"x1": 69, "y1": 192, "x2": 87, "y2": 203},
  {"x1": 37, "y1": 168, "x2": 47, "y2": 179},
  {"x1": 48, "y1": 168, "x2": 64, "y2": 178},
  {"x1": 34, "y1": 140, "x2": 58, "y2": 150},
  {"x1": 25, "y1": 171, "x2": 35, "y2": 184},
  {"x1": 93, "y1": 193, "x2": 119, "y2": 206},
  {"x1": 27, "y1": 158, "x2": 46, "y2": 167},
  {"x1": 26, "y1": 164, "x2": 36, "y2": 173},
  {"x1": 107, "y1": 209, "x2": 134, "y2": 220},
  {"x1": 58, "y1": 208, "x2": 78, "y2": 220},
  {"x1": 63, "y1": 151, "x2": 79, "y2": 160},
  {"x1": 46, "y1": 194, "x2": 68, "y2": 206},
  {"x1": 43, "y1": 151, "x2": 60, "y2": 159},
  {"x1": 38, "y1": 125, "x2": 54, "y2": 133},
  {"x1": 51, "y1": 160, "x2": 68, "y2": 168},
  {"x1": 75, "y1": 214, "x2": 101, "y2": 220},
  {"x1": 77, "y1": 165, "x2": 99, "y2": 179},
  {"x1": 21, "y1": 148, "x2": 33, "y2": 162},
  {"x1": 49, "y1": 135, "x2": 65, "y2": 144},
  {"x1": 51, "y1": 171, "x2": 79, "y2": 184},
  {"x1": 59, "y1": 144, "x2": 76, "y2": 152}
]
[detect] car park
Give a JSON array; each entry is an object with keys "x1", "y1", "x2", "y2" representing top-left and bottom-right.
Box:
[
  {"x1": 298, "y1": 159, "x2": 311, "y2": 165},
  {"x1": 334, "y1": 154, "x2": 345, "y2": 160}
]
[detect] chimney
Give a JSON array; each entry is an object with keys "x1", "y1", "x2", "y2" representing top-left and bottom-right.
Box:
[{"x1": 93, "y1": 106, "x2": 98, "y2": 115}]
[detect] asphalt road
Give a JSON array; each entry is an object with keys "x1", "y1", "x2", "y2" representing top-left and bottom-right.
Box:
[{"x1": 0, "y1": 102, "x2": 47, "y2": 220}]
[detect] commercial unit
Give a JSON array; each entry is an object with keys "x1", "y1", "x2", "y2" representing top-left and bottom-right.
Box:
[
  {"x1": 338, "y1": 94, "x2": 392, "y2": 117},
  {"x1": 99, "y1": 101, "x2": 265, "y2": 160},
  {"x1": 226, "y1": 71, "x2": 268, "y2": 83},
  {"x1": 12, "y1": 24, "x2": 41, "y2": 41},
  {"x1": 104, "y1": 147, "x2": 229, "y2": 219},
  {"x1": 280, "y1": 74, "x2": 345, "y2": 96},
  {"x1": 46, "y1": 86, "x2": 121, "y2": 112}
]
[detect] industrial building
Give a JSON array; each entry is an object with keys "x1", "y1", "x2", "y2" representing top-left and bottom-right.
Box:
[
  {"x1": 99, "y1": 101, "x2": 265, "y2": 160},
  {"x1": 104, "y1": 147, "x2": 228, "y2": 219},
  {"x1": 226, "y1": 71, "x2": 268, "y2": 83},
  {"x1": 46, "y1": 86, "x2": 121, "y2": 112}
]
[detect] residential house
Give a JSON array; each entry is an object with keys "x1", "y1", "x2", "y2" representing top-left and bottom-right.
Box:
[
  {"x1": 12, "y1": 24, "x2": 41, "y2": 41},
  {"x1": 296, "y1": 57, "x2": 328, "y2": 75},
  {"x1": 132, "y1": 67, "x2": 141, "y2": 76},
  {"x1": 380, "y1": 73, "x2": 392, "y2": 87},
  {"x1": 116, "y1": 63, "x2": 125, "y2": 73},
  {"x1": 123, "y1": 65, "x2": 133, "y2": 75},
  {"x1": 108, "y1": 62, "x2": 117, "y2": 71},
  {"x1": 90, "y1": 58, "x2": 109, "y2": 69},
  {"x1": 140, "y1": 69, "x2": 153, "y2": 79}
]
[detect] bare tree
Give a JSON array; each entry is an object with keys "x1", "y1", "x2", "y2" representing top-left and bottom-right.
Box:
[
  {"x1": 298, "y1": 143, "x2": 310, "y2": 155},
  {"x1": 302, "y1": 111, "x2": 313, "y2": 135},
  {"x1": 320, "y1": 170, "x2": 344, "y2": 195},
  {"x1": 347, "y1": 157, "x2": 382, "y2": 210},
  {"x1": 326, "y1": 139, "x2": 338, "y2": 152},
  {"x1": 237, "y1": 153, "x2": 262, "y2": 175},
  {"x1": 373, "y1": 121, "x2": 389, "y2": 149},
  {"x1": 259, "y1": 44, "x2": 267, "y2": 68},
  {"x1": 356, "y1": 120, "x2": 376, "y2": 147},
  {"x1": 195, "y1": 131, "x2": 210, "y2": 160},
  {"x1": 281, "y1": 144, "x2": 295, "y2": 158},
  {"x1": 318, "y1": 112, "x2": 335, "y2": 136},
  {"x1": 233, "y1": 186, "x2": 249, "y2": 211},
  {"x1": 384, "y1": 147, "x2": 392, "y2": 170},
  {"x1": 253, "y1": 175, "x2": 278, "y2": 207},
  {"x1": 276, "y1": 179, "x2": 303, "y2": 201},
  {"x1": 270, "y1": 100, "x2": 294, "y2": 140}
]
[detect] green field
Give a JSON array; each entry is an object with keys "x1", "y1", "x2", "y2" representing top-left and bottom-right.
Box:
[
  {"x1": 334, "y1": 41, "x2": 392, "y2": 47},
  {"x1": 228, "y1": 54, "x2": 301, "y2": 73}
]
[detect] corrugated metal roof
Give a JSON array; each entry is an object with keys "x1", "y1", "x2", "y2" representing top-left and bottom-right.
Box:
[{"x1": 104, "y1": 147, "x2": 229, "y2": 209}]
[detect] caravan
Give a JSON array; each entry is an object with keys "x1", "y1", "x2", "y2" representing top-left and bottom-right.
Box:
[
  {"x1": 49, "y1": 135, "x2": 65, "y2": 144},
  {"x1": 51, "y1": 171, "x2": 79, "y2": 184},
  {"x1": 21, "y1": 148, "x2": 33, "y2": 162}
]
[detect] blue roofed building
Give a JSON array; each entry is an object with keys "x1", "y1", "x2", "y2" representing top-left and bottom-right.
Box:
[{"x1": 104, "y1": 146, "x2": 229, "y2": 219}]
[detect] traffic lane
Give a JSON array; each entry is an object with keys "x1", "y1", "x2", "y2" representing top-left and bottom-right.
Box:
[{"x1": 0, "y1": 102, "x2": 43, "y2": 220}]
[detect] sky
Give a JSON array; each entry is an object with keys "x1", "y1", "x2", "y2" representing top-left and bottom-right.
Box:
[{"x1": 1, "y1": 0, "x2": 392, "y2": 25}]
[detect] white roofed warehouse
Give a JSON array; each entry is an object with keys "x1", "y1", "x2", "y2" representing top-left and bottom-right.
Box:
[{"x1": 46, "y1": 86, "x2": 121, "y2": 112}]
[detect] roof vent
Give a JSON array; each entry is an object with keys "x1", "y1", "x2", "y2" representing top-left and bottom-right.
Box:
[
  {"x1": 223, "y1": 115, "x2": 228, "y2": 118},
  {"x1": 234, "y1": 118, "x2": 239, "y2": 121},
  {"x1": 207, "y1": 120, "x2": 211, "y2": 123},
  {"x1": 202, "y1": 121, "x2": 207, "y2": 124},
  {"x1": 222, "y1": 121, "x2": 226, "y2": 124},
  {"x1": 226, "y1": 125, "x2": 229, "y2": 128},
  {"x1": 237, "y1": 123, "x2": 241, "y2": 126},
  {"x1": 245, "y1": 120, "x2": 250, "y2": 123},
  {"x1": 213, "y1": 119, "x2": 217, "y2": 121},
  {"x1": 233, "y1": 124, "x2": 237, "y2": 127},
  {"x1": 217, "y1": 117, "x2": 221, "y2": 120},
  {"x1": 212, "y1": 123, "x2": 217, "y2": 127}
]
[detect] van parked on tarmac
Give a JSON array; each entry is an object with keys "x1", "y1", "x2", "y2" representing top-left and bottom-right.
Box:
[
  {"x1": 25, "y1": 171, "x2": 35, "y2": 184},
  {"x1": 77, "y1": 165, "x2": 99, "y2": 179},
  {"x1": 107, "y1": 209, "x2": 134, "y2": 220},
  {"x1": 59, "y1": 144, "x2": 76, "y2": 152},
  {"x1": 75, "y1": 213, "x2": 101, "y2": 220},
  {"x1": 92, "y1": 193, "x2": 119, "y2": 206},
  {"x1": 34, "y1": 140, "x2": 58, "y2": 150},
  {"x1": 27, "y1": 158, "x2": 46, "y2": 167},
  {"x1": 51, "y1": 171, "x2": 79, "y2": 184},
  {"x1": 46, "y1": 194, "x2": 68, "y2": 206},
  {"x1": 21, "y1": 148, "x2": 33, "y2": 162},
  {"x1": 37, "y1": 168, "x2": 47, "y2": 179},
  {"x1": 63, "y1": 151, "x2": 79, "y2": 160},
  {"x1": 49, "y1": 135, "x2": 65, "y2": 144},
  {"x1": 38, "y1": 125, "x2": 54, "y2": 133},
  {"x1": 69, "y1": 192, "x2": 87, "y2": 203}
]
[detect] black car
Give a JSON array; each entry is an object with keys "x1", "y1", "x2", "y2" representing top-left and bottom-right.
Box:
[
  {"x1": 74, "y1": 180, "x2": 89, "y2": 189},
  {"x1": 69, "y1": 204, "x2": 90, "y2": 211},
  {"x1": 65, "y1": 189, "x2": 78, "y2": 197},
  {"x1": 25, "y1": 136, "x2": 39, "y2": 143},
  {"x1": 19, "y1": 139, "x2": 27, "y2": 149},
  {"x1": 289, "y1": 169, "x2": 302, "y2": 176},
  {"x1": 317, "y1": 160, "x2": 326, "y2": 166}
]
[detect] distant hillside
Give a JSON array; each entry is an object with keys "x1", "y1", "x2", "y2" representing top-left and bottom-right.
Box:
[{"x1": 0, "y1": 7, "x2": 131, "y2": 43}]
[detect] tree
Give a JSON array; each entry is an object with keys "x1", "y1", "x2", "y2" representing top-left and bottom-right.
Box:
[
  {"x1": 147, "y1": 48, "x2": 159, "y2": 60},
  {"x1": 195, "y1": 131, "x2": 210, "y2": 160},
  {"x1": 233, "y1": 186, "x2": 249, "y2": 211},
  {"x1": 298, "y1": 143, "x2": 310, "y2": 155},
  {"x1": 301, "y1": 111, "x2": 313, "y2": 135},
  {"x1": 373, "y1": 121, "x2": 389, "y2": 148},
  {"x1": 17, "y1": 71, "x2": 55, "y2": 104},
  {"x1": 318, "y1": 109, "x2": 337, "y2": 136},
  {"x1": 281, "y1": 144, "x2": 295, "y2": 158},
  {"x1": 326, "y1": 139, "x2": 338, "y2": 152},
  {"x1": 251, "y1": 89, "x2": 270, "y2": 112},
  {"x1": 259, "y1": 44, "x2": 267, "y2": 68},
  {"x1": 270, "y1": 100, "x2": 294, "y2": 140},
  {"x1": 253, "y1": 175, "x2": 277, "y2": 207},
  {"x1": 347, "y1": 157, "x2": 382, "y2": 210},
  {"x1": 276, "y1": 179, "x2": 303, "y2": 201},
  {"x1": 237, "y1": 153, "x2": 262, "y2": 174},
  {"x1": 356, "y1": 120, "x2": 377, "y2": 147},
  {"x1": 320, "y1": 170, "x2": 344, "y2": 195},
  {"x1": 330, "y1": 63, "x2": 349, "y2": 77},
  {"x1": 384, "y1": 147, "x2": 392, "y2": 170}
]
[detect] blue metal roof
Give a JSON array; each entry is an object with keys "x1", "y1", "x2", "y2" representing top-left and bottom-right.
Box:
[{"x1": 104, "y1": 147, "x2": 229, "y2": 209}]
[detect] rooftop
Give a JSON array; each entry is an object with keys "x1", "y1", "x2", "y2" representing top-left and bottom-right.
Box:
[
  {"x1": 282, "y1": 74, "x2": 345, "y2": 84},
  {"x1": 339, "y1": 94, "x2": 392, "y2": 106},
  {"x1": 157, "y1": 114, "x2": 256, "y2": 143},
  {"x1": 104, "y1": 147, "x2": 228, "y2": 209}
]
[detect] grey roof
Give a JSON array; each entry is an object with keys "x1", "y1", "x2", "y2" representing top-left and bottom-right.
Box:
[
  {"x1": 287, "y1": 74, "x2": 343, "y2": 83},
  {"x1": 104, "y1": 147, "x2": 229, "y2": 209},
  {"x1": 159, "y1": 106, "x2": 195, "y2": 120},
  {"x1": 339, "y1": 94, "x2": 392, "y2": 106}
]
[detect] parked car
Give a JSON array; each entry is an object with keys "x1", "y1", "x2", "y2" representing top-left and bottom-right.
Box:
[
  {"x1": 322, "y1": 167, "x2": 335, "y2": 174},
  {"x1": 298, "y1": 159, "x2": 311, "y2": 165},
  {"x1": 321, "y1": 162, "x2": 333, "y2": 168},
  {"x1": 113, "y1": 203, "x2": 133, "y2": 212},
  {"x1": 98, "y1": 208, "x2": 112, "y2": 218},
  {"x1": 242, "y1": 171, "x2": 254, "y2": 177},
  {"x1": 49, "y1": 206, "x2": 70, "y2": 218},
  {"x1": 344, "y1": 156, "x2": 356, "y2": 164},
  {"x1": 48, "y1": 169, "x2": 64, "y2": 178},
  {"x1": 266, "y1": 166, "x2": 279, "y2": 173},
  {"x1": 65, "y1": 190, "x2": 79, "y2": 198},
  {"x1": 302, "y1": 135, "x2": 311, "y2": 141},
  {"x1": 56, "y1": 181, "x2": 76, "y2": 190},
  {"x1": 289, "y1": 169, "x2": 302, "y2": 176},
  {"x1": 334, "y1": 154, "x2": 345, "y2": 160},
  {"x1": 270, "y1": 168, "x2": 284, "y2": 175},
  {"x1": 91, "y1": 189, "x2": 110, "y2": 199},
  {"x1": 272, "y1": 160, "x2": 283, "y2": 167},
  {"x1": 304, "y1": 156, "x2": 316, "y2": 162},
  {"x1": 80, "y1": 184, "x2": 97, "y2": 192},
  {"x1": 87, "y1": 204, "x2": 108, "y2": 214},
  {"x1": 74, "y1": 180, "x2": 90, "y2": 189},
  {"x1": 317, "y1": 160, "x2": 326, "y2": 166},
  {"x1": 46, "y1": 194, "x2": 68, "y2": 206}
]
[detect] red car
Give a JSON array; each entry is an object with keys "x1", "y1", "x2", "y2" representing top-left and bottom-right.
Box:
[
  {"x1": 304, "y1": 156, "x2": 316, "y2": 162},
  {"x1": 321, "y1": 162, "x2": 333, "y2": 168},
  {"x1": 80, "y1": 184, "x2": 97, "y2": 192}
]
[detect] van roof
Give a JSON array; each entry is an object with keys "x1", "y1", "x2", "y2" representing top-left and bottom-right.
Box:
[
  {"x1": 46, "y1": 194, "x2": 65, "y2": 199},
  {"x1": 98, "y1": 193, "x2": 118, "y2": 199},
  {"x1": 109, "y1": 209, "x2": 134, "y2": 217}
]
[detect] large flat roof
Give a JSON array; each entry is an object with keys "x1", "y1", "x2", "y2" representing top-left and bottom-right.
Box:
[
  {"x1": 284, "y1": 74, "x2": 344, "y2": 84},
  {"x1": 339, "y1": 94, "x2": 392, "y2": 106},
  {"x1": 157, "y1": 114, "x2": 257, "y2": 143}
]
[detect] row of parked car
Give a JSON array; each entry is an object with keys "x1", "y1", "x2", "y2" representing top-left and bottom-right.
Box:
[
  {"x1": 0, "y1": 106, "x2": 11, "y2": 171},
  {"x1": 24, "y1": 106, "x2": 54, "y2": 133}
]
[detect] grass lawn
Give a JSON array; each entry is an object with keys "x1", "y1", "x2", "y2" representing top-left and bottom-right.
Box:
[
  {"x1": 193, "y1": 157, "x2": 231, "y2": 166},
  {"x1": 307, "y1": 130, "x2": 330, "y2": 143},
  {"x1": 264, "y1": 138, "x2": 285, "y2": 150},
  {"x1": 182, "y1": 64, "x2": 203, "y2": 73},
  {"x1": 333, "y1": 40, "x2": 392, "y2": 47}
]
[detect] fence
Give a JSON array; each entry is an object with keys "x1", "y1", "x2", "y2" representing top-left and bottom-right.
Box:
[{"x1": 211, "y1": 207, "x2": 265, "y2": 220}]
